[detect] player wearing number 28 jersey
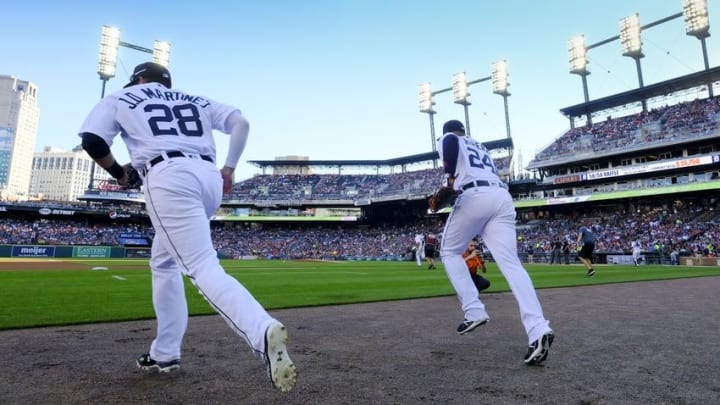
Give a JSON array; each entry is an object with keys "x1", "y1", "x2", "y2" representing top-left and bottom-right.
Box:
[
  {"x1": 437, "y1": 119, "x2": 554, "y2": 365},
  {"x1": 78, "y1": 62, "x2": 296, "y2": 391}
]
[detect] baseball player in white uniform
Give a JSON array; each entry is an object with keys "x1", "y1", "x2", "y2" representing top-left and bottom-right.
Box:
[
  {"x1": 78, "y1": 62, "x2": 296, "y2": 392},
  {"x1": 632, "y1": 239, "x2": 642, "y2": 266},
  {"x1": 437, "y1": 119, "x2": 554, "y2": 365},
  {"x1": 414, "y1": 233, "x2": 425, "y2": 266}
]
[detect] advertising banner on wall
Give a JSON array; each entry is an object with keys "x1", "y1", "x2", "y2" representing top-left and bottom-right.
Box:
[
  {"x1": 12, "y1": 245, "x2": 55, "y2": 257},
  {"x1": 125, "y1": 248, "x2": 151, "y2": 258},
  {"x1": 72, "y1": 246, "x2": 111, "y2": 258}
]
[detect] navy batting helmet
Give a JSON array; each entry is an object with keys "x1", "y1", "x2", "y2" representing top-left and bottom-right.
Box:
[
  {"x1": 124, "y1": 62, "x2": 172, "y2": 89},
  {"x1": 442, "y1": 120, "x2": 465, "y2": 134}
]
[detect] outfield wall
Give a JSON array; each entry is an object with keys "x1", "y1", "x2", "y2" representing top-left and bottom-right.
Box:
[{"x1": 0, "y1": 245, "x2": 150, "y2": 259}]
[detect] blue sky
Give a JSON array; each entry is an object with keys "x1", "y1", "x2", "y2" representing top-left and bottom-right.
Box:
[{"x1": 2, "y1": 0, "x2": 718, "y2": 181}]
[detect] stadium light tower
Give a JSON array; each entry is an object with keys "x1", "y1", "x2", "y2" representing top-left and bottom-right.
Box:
[
  {"x1": 491, "y1": 60, "x2": 512, "y2": 139},
  {"x1": 89, "y1": 26, "x2": 172, "y2": 190},
  {"x1": 568, "y1": 35, "x2": 592, "y2": 125},
  {"x1": 452, "y1": 71, "x2": 472, "y2": 137},
  {"x1": 620, "y1": 13, "x2": 647, "y2": 111},
  {"x1": 683, "y1": 0, "x2": 713, "y2": 96},
  {"x1": 97, "y1": 26, "x2": 120, "y2": 99},
  {"x1": 418, "y1": 82, "x2": 438, "y2": 158},
  {"x1": 153, "y1": 40, "x2": 172, "y2": 68}
]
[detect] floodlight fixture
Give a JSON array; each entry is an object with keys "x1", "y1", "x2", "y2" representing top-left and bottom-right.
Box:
[
  {"x1": 620, "y1": 13, "x2": 644, "y2": 58},
  {"x1": 683, "y1": 0, "x2": 710, "y2": 39},
  {"x1": 452, "y1": 71, "x2": 470, "y2": 105},
  {"x1": 98, "y1": 25, "x2": 120, "y2": 80},
  {"x1": 491, "y1": 60, "x2": 510, "y2": 96},
  {"x1": 153, "y1": 40, "x2": 171, "y2": 68},
  {"x1": 418, "y1": 82, "x2": 435, "y2": 113},
  {"x1": 568, "y1": 35, "x2": 589, "y2": 75}
]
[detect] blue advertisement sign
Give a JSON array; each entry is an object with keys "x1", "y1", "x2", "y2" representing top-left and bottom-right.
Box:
[{"x1": 12, "y1": 245, "x2": 56, "y2": 257}]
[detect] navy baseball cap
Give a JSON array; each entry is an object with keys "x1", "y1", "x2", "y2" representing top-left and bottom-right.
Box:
[
  {"x1": 442, "y1": 120, "x2": 465, "y2": 133},
  {"x1": 124, "y1": 62, "x2": 172, "y2": 88}
]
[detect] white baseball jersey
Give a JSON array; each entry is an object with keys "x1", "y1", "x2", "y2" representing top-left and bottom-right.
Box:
[
  {"x1": 78, "y1": 82, "x2": 284, "y2": 373},
  {"x1": 78, "y1": 83, "x2": 237, "y2": 169},
  {"x1": 437, "y1": 133, "x2": 499, "y2": 191}
]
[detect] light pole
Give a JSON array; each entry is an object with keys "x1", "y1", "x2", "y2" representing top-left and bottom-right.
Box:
[
  {"x1": 418, "y1": 82, "x2": 436, "y2": 150},
  {"x1": 452, "y1": 72, "x2": 472, "y2": 137},
  {"x1": 620, "y1": 13, "x2": 647, "y2": 112},
  {"x1": 88, "y1": 26, "x2": 171, "y2": 190},
  {"x1": 683, "y1": 0, "x2": 712, "y2": 97},
  {"x1": 568, "y1": 5, "x2": 713, "y2": 120},
  {"x1": 418, "y1": 82, "x2": 438, "y2": 168},
  {"x1": 419, "y1": 72, "x2": 493, "y2": 151},
  {"x1": 97, "y1": 26, "x2": 120, "y2": 99},
  {"x1": 568, "y1": 35, "x2": 591, "y2": 126},
  {"x1": 491, "y1": 60, "x2": 512, "y2": 139}
]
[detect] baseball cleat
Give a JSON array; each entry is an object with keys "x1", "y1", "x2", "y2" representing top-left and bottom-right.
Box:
[
  {"x1": 524, "y1": 332, "x2": 554, "y2": 365},
  {"x1": 136, "y1": 353, "x2": 181, "y2": 373},
  {"x1": 456, "y1": 317, "x2": 489, "y2": 335},
  {"x1": 264, "y1": 322, "x2": 297, "y2": 392}
]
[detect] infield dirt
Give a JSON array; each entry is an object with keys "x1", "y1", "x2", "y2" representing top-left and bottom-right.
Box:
[{"x1": 1, "y1": 276, "x2": 718, "y2": 404}]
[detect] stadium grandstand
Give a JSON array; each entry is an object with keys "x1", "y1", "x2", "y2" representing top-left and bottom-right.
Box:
[{"x1": 2, "y1": 1, "x2": 718, "y2": 267}]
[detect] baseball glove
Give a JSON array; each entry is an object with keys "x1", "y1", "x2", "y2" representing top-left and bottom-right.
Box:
[
  {"x1": 122, "y1": 164, "x2": 143, "y2": 190},
  {"x1": 428, "y1": 186, "x2": 457, "y2": 213}
]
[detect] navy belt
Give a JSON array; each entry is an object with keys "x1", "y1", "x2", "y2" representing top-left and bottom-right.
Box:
[
  {"x1": 461, "y1": 180, "x2": 507, "y2": 190},
  {"x1": 149, "y1": 151, "x2": 213, "y2": 167},
  {"x1": 144, "y1": 151, "x2": 213, "y2": 175}
]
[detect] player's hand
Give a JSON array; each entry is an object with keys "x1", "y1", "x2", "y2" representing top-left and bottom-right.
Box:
[
  {"x1": 220, "y1": 166, "x2": 235, "y2": 194},
  {"x1": 117, "y1": 171, "x2": 129, "y2": 187}
]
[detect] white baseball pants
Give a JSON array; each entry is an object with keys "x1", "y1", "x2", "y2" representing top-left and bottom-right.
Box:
[
  {"x1": 440, "y1": 186, "x2": 552, "y2": 344},
  {"x1": 143, "y1": 157, "x2": 276, "y2": 362}
]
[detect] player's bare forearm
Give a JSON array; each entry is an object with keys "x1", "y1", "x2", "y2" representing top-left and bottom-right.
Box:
[
  {"x1": 220, "y1": 166, "x2": 234, "y2": 194},
  {"x1": 446, "y1": 176, "x2": 455, "y2": 188}
]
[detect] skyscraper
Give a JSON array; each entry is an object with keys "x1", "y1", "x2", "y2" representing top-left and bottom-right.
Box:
[{"x1": 0, "y1": 75, "x2": 39, "y2": 200}]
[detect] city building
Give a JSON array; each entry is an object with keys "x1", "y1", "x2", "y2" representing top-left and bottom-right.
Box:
[
  {"x1": 0, "y1": 75, "x2": 40, "y2": 200},
  {"x1": 30, "y1": 145, "x2": 111, "y2": 201}
]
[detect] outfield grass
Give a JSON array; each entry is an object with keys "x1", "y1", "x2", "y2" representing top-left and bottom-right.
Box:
[{"x1": 0, "y1": 259, "x2": 717, "y2": 330}]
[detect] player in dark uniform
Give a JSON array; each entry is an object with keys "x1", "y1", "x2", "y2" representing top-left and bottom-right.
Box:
[
  {"x1": 577, "y1": 225, "x2": 596, "y2": 277},
  {"x1": 425, "y1": 232, "x2": 439, "y2": 269}
]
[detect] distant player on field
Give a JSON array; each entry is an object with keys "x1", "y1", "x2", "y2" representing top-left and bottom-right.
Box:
[
  {"x1": 414, "y1": 233, "x2": 425, "y2": 267},
  {"x1": 425, "y1": 232, "x2": 439, "y2": 269},
  {"x1": 631, "y1": 239, "x2": 642, "y2": 266},
  {"x1": 577, "y1": 224, "x2": 596, "y2": 277}
]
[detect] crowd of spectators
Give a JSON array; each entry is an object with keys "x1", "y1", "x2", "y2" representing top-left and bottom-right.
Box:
[
  {"x1": 1, "y1": 199, "x2": 718, "y2": 263},
  {"x1": 0, "y1": 218, "x2": 153, "y2": 246},
  {"x1": 517, "y1": 200, "x2": 719, "y2": 261},
  {"x1": 531, "y1": 96, "x2": 720, "y2": 163},
  {"x1": 228, "y1": 155, "x2": 513, "y2": 203},
  {"x1": 211, "y1": 221, "x2": 437, "y2": 260}
]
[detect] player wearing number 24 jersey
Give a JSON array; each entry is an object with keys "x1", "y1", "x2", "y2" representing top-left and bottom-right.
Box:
[
  {"x1": 78, "y1": 62, "x2": 296, "y2": 392},
  {"x1": 436, "y1": 119, "x2": 554, "y2": 365}
]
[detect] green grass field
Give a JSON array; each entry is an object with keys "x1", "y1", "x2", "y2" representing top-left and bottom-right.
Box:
[{"x1": 0, "y1": 259, "x2": 717, "y2": 330}]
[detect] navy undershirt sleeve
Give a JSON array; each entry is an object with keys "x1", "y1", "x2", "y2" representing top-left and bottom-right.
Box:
[
  {"x1": 442, "y1": 135, "x2": 459, "y2": 176},
  {"x1": 80, "y1": 132, "x2": 110, "y2": 159}
]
